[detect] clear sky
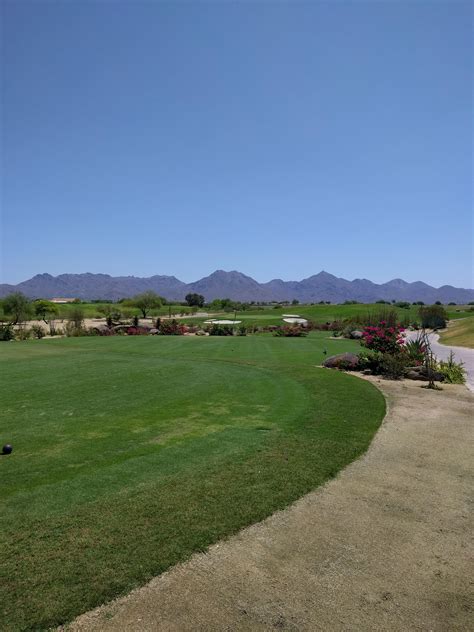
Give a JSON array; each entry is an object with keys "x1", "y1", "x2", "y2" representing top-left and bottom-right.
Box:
[{"x1": 1, "y1": 0, "x2": 472, "y2": 288}]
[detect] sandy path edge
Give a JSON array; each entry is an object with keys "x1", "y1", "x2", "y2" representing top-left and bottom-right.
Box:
[{"x1": 64, "y1": 378, "x2": 473, "y2": 632}]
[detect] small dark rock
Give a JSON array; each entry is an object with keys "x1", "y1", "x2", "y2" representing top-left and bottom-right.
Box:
[
  {"x1": 406, "y1": 368, "x2": 445, "y2": 382},
  {"x1": 425, "y1": 370, "x2": 445, "y2": 382}
]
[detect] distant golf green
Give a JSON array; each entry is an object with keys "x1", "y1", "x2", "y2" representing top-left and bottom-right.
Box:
[
  {"x1": 45, "y1": 301, "x2": 473, "y2": 324},
  {"x1": 0, "y1": 333, "x2": 385, "y2": 630}
]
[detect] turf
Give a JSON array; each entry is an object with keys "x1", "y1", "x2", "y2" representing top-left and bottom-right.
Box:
[
  {"x1": 439, "y1": 316, "x2": 474, "y2": 349},
  {"x1": 52, "y1": 302, "x2": 473, "y2": 324},
  {"x1": 175, "y1": 303, "x2": 473, "y2": 327},
  {"x1": 0, "y1": 333, "x2": 385, "y2": 630}
]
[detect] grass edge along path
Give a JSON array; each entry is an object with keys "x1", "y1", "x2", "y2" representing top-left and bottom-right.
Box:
[{"x1": 438, "y1": 316, "x2": 474, "y2": 349}]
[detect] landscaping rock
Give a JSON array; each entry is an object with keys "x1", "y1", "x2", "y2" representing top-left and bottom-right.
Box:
[
  {"x1": 406, "y1": 370, "x2": 427, "y2": 381},
  {"x1": 405, "y1": 368, "x2": 445, "y2": 382},
  {"x1": 425, "y1": 370, "x2": 445, "y2": 382},
  {"x1": 350, "y1": 330, "x2": 363, "y2": 339},
  {"x1": 323, "y1": 353, "x2": 360, "y2": 370},
  {"x1": 92, "y1": 324, "x2": 110, "y2": 334}
]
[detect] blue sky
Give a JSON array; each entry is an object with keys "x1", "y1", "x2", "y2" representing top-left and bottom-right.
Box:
[{"x1": 1, "y1": 1, "x2": 472, "y2": 287}]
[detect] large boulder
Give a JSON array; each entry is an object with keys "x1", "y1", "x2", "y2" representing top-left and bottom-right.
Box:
[{"x1": 323, "y1": 353, "x2": 360, "y2": 370}]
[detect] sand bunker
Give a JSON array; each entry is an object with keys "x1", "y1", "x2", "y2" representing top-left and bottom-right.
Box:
[
  {"x1": 282, "y1": 317, "x2": 308, "y2": 324},
  {"x1": 203, "y1": 319, "x2": 242, "y2": 325}
]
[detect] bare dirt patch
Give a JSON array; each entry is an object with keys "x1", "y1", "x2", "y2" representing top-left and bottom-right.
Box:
[{"x1": 66, "y1": 378, "x2": 473, "y2": 632}]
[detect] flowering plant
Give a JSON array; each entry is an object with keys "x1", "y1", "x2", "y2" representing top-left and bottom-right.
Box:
[
  {"x1": 403, "y1": 338, "x2": 426, "y2": 365},
  {"x1": 126, "y1": 326, "x2": 149, "y2": 336},
  {"x1": 361, "y1": 321, "x2": 405, "y2": 354},
  {"x1": 273, "y1": 325, "x2": 308, "y2": 337},
  {"x1": 159, "y1": 319, "x2": 185, "y2": 335}
]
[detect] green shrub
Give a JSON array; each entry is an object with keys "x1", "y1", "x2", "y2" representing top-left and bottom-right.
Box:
[
  {"x1": 0, "y1": 324, "x2": 14, "y2": 341},
  {"x1": 2, "y1": 292, "x2": 32, "y2": 323},
  {"x1": 273, "y1": 325, "x2": 308, "y2": 337},
  {"x1": 357, "y1": 350, "x2": 378, "y2": 370},
  {"x1": 379, "y1": 353, "x2": 410, "y2": 379},
  {"x1": 208, "y1": 324, "x2": 234, "y2": 336},
  {"x1": 31, "y1": 325, "x2": 45, "y2": 339},
  {"x1": 359, "y1": 351, "x2": 409, "y2": 380},
  {"x1": 436, "y1": 352, "x2": 465, "y2": 384},
  {"x1": 419, "y1": 305, "x2": 448, "y2": 329}
]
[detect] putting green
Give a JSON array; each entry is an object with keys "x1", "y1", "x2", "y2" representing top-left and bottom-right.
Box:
[{"x1": 0, "y1": 334, "x2": 385, "y2": 629}]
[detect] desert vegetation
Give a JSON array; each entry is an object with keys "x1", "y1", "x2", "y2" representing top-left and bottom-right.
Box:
[{"x1": 1, "y1": 292, "x2": 472, "y2": 341}]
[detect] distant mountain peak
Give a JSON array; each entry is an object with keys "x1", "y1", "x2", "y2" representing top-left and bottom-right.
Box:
[
  {"x1": 308, "y1": 270, "x2": 338, "y2": 280},
  {"x1": 1, "y1": 271, "x2": 472, "y2": 303},
  {"x1": 386, "y1": 278, "x2": 409, "y2": 287}
]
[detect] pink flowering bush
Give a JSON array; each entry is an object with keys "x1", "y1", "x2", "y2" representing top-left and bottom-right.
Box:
[
  {"x1": 361, "y1": 321, "x2": 405, "y2": 355},
  {"x1": 273, "y1": 325, "x2": 308, "y2": 337},
  {"x1": 126, "y1": 326, "x2": 149, "y2": 335},
  {"x1": 158, "y1": 319, "x2": 185, "y2": 335}
]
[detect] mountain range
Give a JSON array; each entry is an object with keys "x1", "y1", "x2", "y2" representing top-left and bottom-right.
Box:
[{"x1": 1, "y1": 270, "x2": 473, "y2": 304}]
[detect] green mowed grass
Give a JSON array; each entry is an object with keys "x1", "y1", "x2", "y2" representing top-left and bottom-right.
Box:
[
  {"x1": 0, "y1": 333, "x2": 385, "y2": 630},
  {"x1": 52, "y1": 302, "x2": 473, "y2": 324},
  {"x1": 178, "y1": 303, "x2": 474, "y2": 326}
]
